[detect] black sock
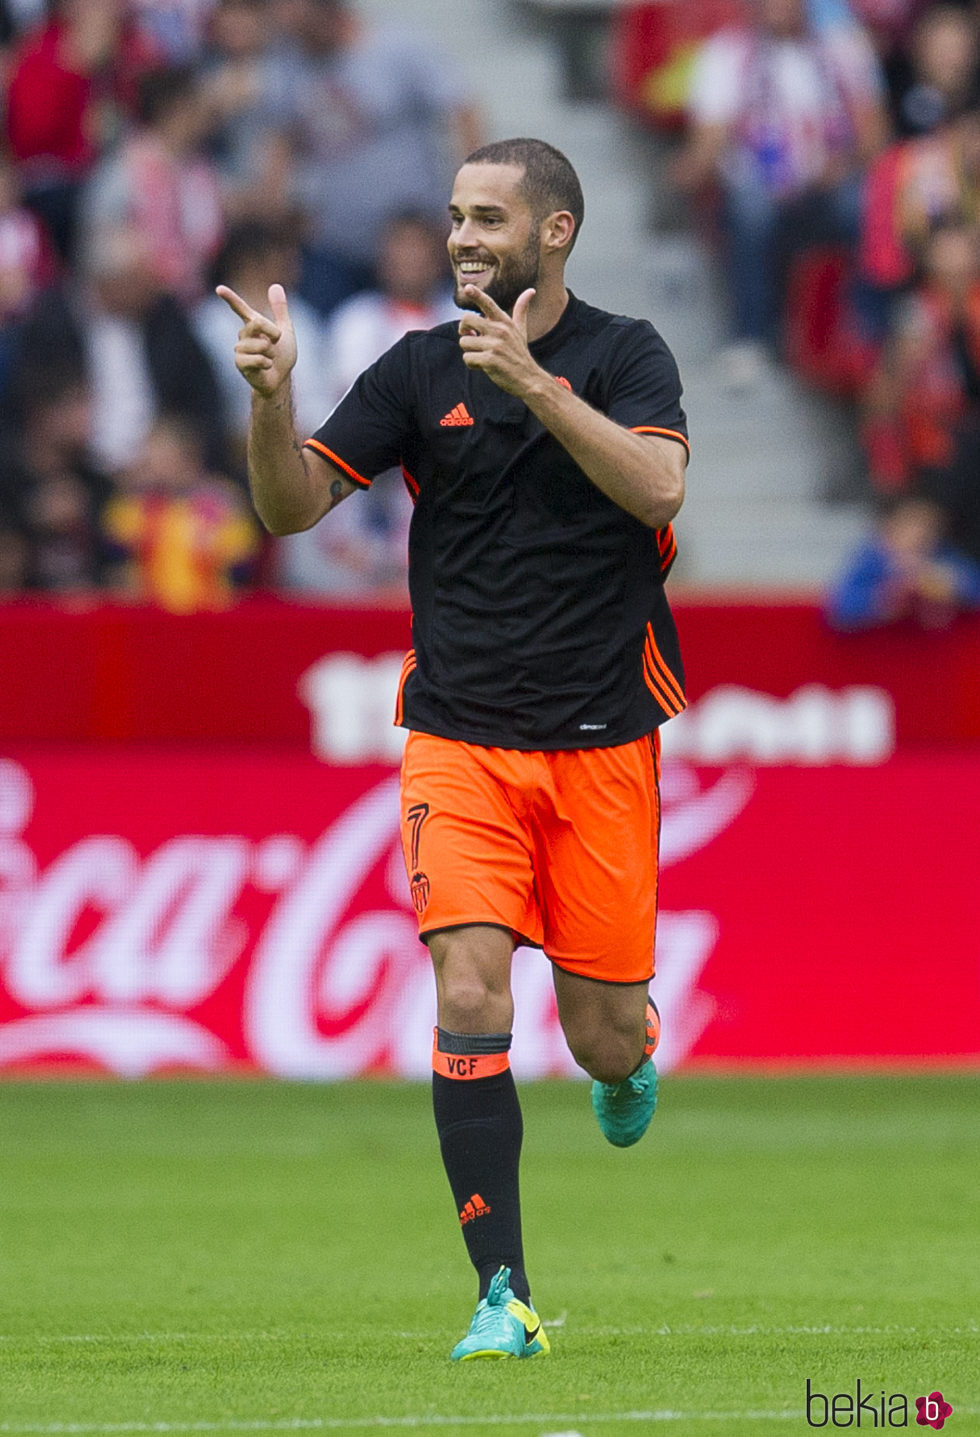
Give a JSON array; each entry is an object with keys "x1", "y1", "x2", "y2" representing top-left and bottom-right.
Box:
[{"x1": 431, "y1": 1027, "x2": 530, "y2": 1304}]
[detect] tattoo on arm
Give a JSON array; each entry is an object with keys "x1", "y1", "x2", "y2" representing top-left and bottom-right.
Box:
[{"x1": 326, "y1": 478, "x2": 345, "y2": 511}]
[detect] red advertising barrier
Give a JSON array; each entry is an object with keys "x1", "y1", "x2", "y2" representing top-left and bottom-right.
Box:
[
  {"x1": 0, "y1": 595, "x2": 978, "y2": 745},
  {"x1": 1, "y1": 596, "x2": 977, "y2": 1075},
  {"x1": 0, "y1": 746, "x2": 977, "y2": 1076}
]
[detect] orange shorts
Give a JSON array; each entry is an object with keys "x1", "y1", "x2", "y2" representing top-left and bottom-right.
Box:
[{"x1": 399, "y1": 730, "x2": 662, "y2": 984}]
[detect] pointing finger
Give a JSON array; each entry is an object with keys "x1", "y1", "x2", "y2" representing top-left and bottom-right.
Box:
[
  {"x1": 216, "y1": 284, "x2": 259, "y2": 324},
  {"x1": 463, "y1": 284, "x2": 507, "y2": 320}
]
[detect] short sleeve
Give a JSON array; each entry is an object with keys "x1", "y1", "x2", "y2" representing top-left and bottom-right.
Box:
[
  {"x1": 603, "y1": 320, "x2": 689, "y2": 459},
  {"x1": 304, "y1": 335, "x2": 415, "y2": 488}
]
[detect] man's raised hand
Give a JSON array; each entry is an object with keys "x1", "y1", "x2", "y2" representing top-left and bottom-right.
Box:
[
  {"x1": 458, "y1": 285, "x2": 537, "y2": 395},
  {"x1": 216, "y1": 282, "x2": 297, "y2": 398}
]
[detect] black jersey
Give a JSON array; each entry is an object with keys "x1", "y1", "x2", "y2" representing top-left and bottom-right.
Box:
[{"x1": 305, "y1": 292, "x2": 689, "y2": 750}]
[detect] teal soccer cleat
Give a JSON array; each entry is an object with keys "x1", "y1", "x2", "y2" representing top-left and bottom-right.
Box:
[
  {"x1": 450, "y1": 1266, "x2": 550, "y2": 1361},
  {"x1": 591, "y1": 1056, "x2": 659, "y2": 1148}
]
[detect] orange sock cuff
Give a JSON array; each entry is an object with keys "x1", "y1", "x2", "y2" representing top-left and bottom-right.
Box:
[
  {"x1": 432, "y1": 1027, "x2": 512, "y2": 1080},
  {"x1": 644, "y1": 1000, "x2": 661, "y2": 1061}
]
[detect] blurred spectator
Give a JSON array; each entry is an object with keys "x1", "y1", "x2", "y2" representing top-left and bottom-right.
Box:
[
  {"x1": 0, "y1": 500, "x2": 30, "y2": 592},
  {"x1": 0, "y1": 1, "x2": 22, "y2": 87},
  {"x1": 674, "y1": 0, "x2": 887, "y2": 387},
  {"x1": 251, "y1": 0, "x2": 480, "y2": 313},
  {"x1": 102, "y1": 414, "x2": 258, "y2": 611},
  {"x1": 861, "y1": 218, "x2": 980, "y2": 490},
  {"x1": 861, "y1": 107, "x2": 980, "y2": 296},
  {"x1": 80, "y1": 64, "x2": 225, "y2": 304},
  {"x1": 129, "y1": 0, "x2": 219, "y2": 63},
  {"x1": 884, "y1": 3, "x2": 979, "y2": 137},
  {"x1": 193, "y1": 220, "x2": 327, "y2": 459},
  {"x1": 4, "y1": 0, "x2": 49, "y2": 30},
  {"x1": 201, "y1": 0, "x2": 296, "y2": 230},
  {"x1": 318, "y1": 210, "x2": 457, "y2": 404},
  {"x1": 0, "y1": 367, "x2": 113, "y2": 591},
  {"x1": 826, "y1": 492, "x2": 980, "y2": 626},
  {"x1": 0, "y1": 147, "x2": 58, "y2": 396},
  {"x1": 278, "y1": 210, "x2": 457, "y2": 595},
  {"x1": 16, "y1": 224, "x2": 232, "y2": 477},
  {"x1": 921, "y1": 408, "x2": 980, "y2": 562},
  {"x1": 5, "y1": 0, "x2": 162, "y2": 262}
]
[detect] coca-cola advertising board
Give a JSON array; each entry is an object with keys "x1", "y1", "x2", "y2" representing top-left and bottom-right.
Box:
[
  {"x1": 1, "y1": 744, "x2": 977, "y2": 1078},
  {"x1": 1, "y1": 598, "x2": 978, "y2": 1077}
]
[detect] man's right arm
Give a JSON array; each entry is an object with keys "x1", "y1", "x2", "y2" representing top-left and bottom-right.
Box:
[
  {"x1": 217, "y1": 281, "x2": 357, "y2": 535},
  {"x1": 247, "y1": 381, "x2": 358, "y2": 534}
]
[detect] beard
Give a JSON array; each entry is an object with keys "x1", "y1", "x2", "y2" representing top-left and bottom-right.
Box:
[{"x1": 454, "y1": 225, "x2": 541, "y2": 315}]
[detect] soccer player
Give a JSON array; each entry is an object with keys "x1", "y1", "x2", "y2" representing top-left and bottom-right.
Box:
[{"x1": 218, "y1": 138, "x2": 689, "y2": 1361}]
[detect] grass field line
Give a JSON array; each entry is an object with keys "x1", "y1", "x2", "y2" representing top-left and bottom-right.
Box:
[
  {"x1": 0, "y1": 1414, "x2": 806, "y2": 1433},
  {"x1": 4, "y1": 1412, "x2": 980, "y2": 1434},
  {"x1": 6, "y1": 1417, "x2": 980, "y2": 1435},
  {"x1": 2, "y1": 1321, "x2": 977, "y2": 1345}
]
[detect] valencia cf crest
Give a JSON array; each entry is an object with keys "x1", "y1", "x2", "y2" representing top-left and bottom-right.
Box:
[{"x1": 410, "y1": 871, "x2": 430, "y2": 914}]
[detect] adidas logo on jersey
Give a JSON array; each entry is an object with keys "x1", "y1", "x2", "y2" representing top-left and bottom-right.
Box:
[{"x1": 440, "y1": 403, "x2": 474, "y2": 427}]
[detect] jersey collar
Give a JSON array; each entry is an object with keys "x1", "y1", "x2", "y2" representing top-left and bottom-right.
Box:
[{"x1": 528, "y1": 291, "x2": 582, "y2": 361}]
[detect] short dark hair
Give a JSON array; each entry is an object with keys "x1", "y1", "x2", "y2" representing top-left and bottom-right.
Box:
[{"x1": 462, "y1": 138, "x2": 584, "y2": 252}]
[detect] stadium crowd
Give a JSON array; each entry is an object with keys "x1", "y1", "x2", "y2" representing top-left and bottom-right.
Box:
[
  {"x1": 0, "y1": 0, "x2": 469, "y2": 608},
  {"x1": 0, "y1": 0, "x2": 977, "y2": 625},
  {"x1": 618, "y1": 0, "x2": 980, "y2": 624}
]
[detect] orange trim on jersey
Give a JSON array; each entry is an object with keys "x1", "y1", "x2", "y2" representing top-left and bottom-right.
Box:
[
  {"x1": 657, "y1": 523, "x2": 677, "y2": 570},
  {"x1": 645, "y1": 623, "x2": 686, "y2": 714},
  {"x1": 643, "y1": 653, "x2": 683, "y2": 716},
  {"x1": 643, "y1": 645, "x2": 683, "y2": 717},
  {"x1": 394, "y1": 649, "x2": 416, "y2": 727},
  {"x1": 432, "y1": 1044, "x2": 510, "y2": 1081},
  {"x1": 646, "y1": 624, "x2": 685, "y2": 709},
  {"x1": 644, "y1": 644, "x2": 684, "y2": 716},
  {"x1": 631, "y1": 425, "x2": 690, "y2": 456},
  {"x1": 302, "y1": 438, "x2": 372, "y2": 488},
  {"x1": 401, "y1": 465, "x2": 419, "y2": 501}
]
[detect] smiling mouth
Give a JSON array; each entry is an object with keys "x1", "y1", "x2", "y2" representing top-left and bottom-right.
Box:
[{"x1": 455, "y1": 260, "x2": 495, "y2": 282}]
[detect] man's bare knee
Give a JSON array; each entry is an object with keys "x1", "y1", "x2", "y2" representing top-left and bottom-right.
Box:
[
  {"x1": 553, "y1": 968, "x2": 649, "y2": 1082},
  {"x1": 428, "y1": 925, "x2": 514, "y2": 1034},
  {"x1": 438, "y1": 974, "x2": 504, "y2": 1031},
  {"x1": 567, "y1": 1030, "x2": 643, "y2": 1084}
]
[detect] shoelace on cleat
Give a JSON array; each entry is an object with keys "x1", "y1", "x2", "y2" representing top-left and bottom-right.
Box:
[
  {"x1": 468, "y1": 1303, "x2": 505, "y2": 1339},
  {"x1": 465, "y1": 1268, "x2": 515, "y2": 1341},
  {"x1": 485, "y1": 1267, "x2": 511, "y2": 1306}
]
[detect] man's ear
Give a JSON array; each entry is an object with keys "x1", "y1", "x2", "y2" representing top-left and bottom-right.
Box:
[{"x1": 542, "y1": 210, "x2": 576, "y2": 255}]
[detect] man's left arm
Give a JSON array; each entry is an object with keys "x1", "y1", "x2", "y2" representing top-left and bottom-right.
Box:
[{"x1": 459, "y1": 286, "x2": 686, "y2": 530}]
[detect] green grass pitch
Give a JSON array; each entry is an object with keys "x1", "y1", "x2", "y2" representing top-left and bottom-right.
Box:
[{"x1": 1, "y1": 1074, "x2": 977, "y2": 1437}]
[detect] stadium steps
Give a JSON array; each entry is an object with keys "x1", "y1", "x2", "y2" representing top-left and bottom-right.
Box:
[{"x1": 364, "y1": 0, "x2": 870, "y2": 590}]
